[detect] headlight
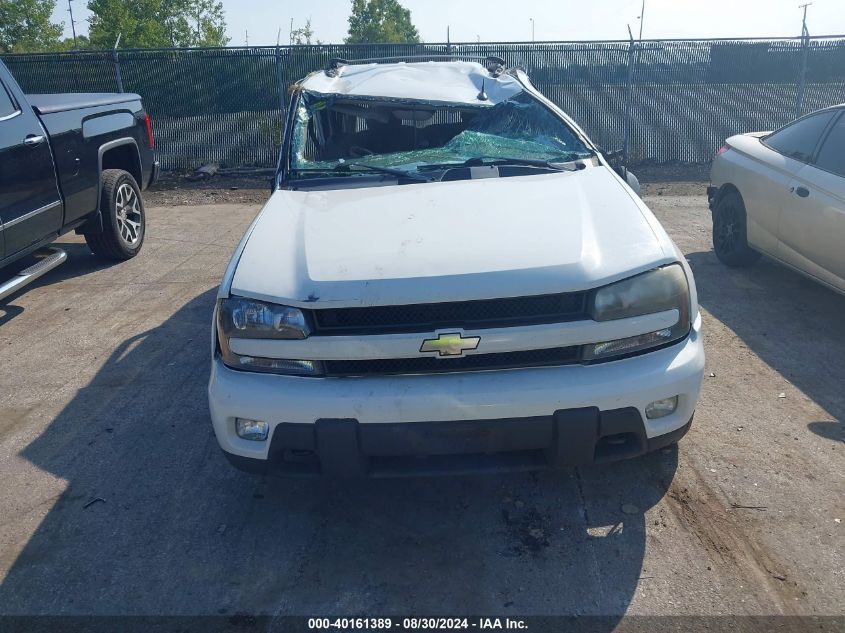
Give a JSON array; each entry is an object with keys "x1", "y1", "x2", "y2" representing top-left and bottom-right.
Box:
[
  {"x1": 218, "y1": 297, "x2": 310, "y2": 339},
  {"x1": 584, "y1": 264, "x2": 691, "y2": 360},
  {"x1": 217, "y1": 297, "x2": 323, "y2": 376}
]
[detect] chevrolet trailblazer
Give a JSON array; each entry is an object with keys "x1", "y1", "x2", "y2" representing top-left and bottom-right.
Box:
[{"x1": 208, "y1": 57, "x2": 705, "y2": 477}]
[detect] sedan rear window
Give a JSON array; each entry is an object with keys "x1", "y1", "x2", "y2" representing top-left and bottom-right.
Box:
[
  {"x1": 813, "y1": 113, "x2": 845, "y2": 177},
  {"x1": 764, "y1": 111, "x2": 836, "y2": 163}
]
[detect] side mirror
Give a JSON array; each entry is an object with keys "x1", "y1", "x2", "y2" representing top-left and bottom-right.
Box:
[
  {"x1": 624, "y1": 168, "x2": 641, "y2": 195},
  {"x1": 599, "y1": 148, "x2": 640, "y2": 195},
  {"x1": 602, "y1": 148, "x2": 625, "y2": 164}
]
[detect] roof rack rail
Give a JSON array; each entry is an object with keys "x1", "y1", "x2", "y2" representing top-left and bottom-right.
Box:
[{"x1": 324, "y1": 55, "x2": 507, "y2": 78}]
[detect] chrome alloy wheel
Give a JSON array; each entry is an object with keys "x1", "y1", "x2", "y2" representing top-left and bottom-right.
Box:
[{"x1": 115, "y1": 183, "x2": 143, "y2": 247}]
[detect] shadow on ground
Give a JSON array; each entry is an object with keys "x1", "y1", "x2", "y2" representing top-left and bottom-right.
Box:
[
  {"x1": 807, "y1": 421, "x2": 844, "y2": 443},
  {"x1": 0, "y1": 242, "x2": 118, "y2": 325},
  {"x1": 0, "y1": 289, "x2": 678, "y2": 619},
  {"x1": 687, "y1": 250, "x2": 845, "y2": 423},
  {"x1": 0, "y1": 303, "x2": 24, "y2": 327}
]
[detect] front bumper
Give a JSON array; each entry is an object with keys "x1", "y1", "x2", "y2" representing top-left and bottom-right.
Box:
[
  {"x1": 223, "y1": 410, "x2": 694, "y2": 477},
  {"x1": 209, "y1": 318, "x2": 704, "y2": 477}
]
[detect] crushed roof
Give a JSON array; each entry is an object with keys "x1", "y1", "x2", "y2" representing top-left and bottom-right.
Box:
[{"x1": 300, "y1": 61, "x2": 524, "y2": 105}]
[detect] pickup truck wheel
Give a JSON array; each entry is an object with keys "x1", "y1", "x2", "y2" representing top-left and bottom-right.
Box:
[
  {"x1": 84, "y1": 169, "x2": 145, "y2": 260},
  {"x1": 712, "y1": 190, "x2": 761, "y2": 267}
]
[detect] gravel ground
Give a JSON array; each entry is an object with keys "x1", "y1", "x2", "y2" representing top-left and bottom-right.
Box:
[
  {"x1": 0, "y1": 184, "x2": 842, "y2": 625},
  {"x1": 145, "y1": 172, "x2": 273, "y2": 206},
  {"x1": 144, "y1": 164, "x2": 709, "y2": 207}
]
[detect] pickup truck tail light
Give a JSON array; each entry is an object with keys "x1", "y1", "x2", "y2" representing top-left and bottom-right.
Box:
[{"x1": 144, "y1": 113, "x2": 155, "y2": 149}]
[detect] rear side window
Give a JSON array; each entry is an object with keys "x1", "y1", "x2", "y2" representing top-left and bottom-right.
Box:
[
  {"x1": 0, "y1": 83, "x2": 17, "y2": 118},
  {"x1": 814, "y1": 113, "x2": 845, "y2": 177},
  {"x1": 764, "y1": 111, "x2": 836, "y2": 163}
]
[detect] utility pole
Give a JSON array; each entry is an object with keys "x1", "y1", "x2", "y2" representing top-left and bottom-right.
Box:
[
  {"x1": 113, "y1": 33, "x2": 123, "y2": 93},
  {"x1": 245, "y1": 29, "x2": 249, "y2": 47},
  {"x1": 623, "y1": 23, "x2": 636, "y2": 164},
  {"x1": 289, "y1": 18, "x2": 294, "y2": 45},
  {"x1": 799, "y1": 2, "x2": 811, "y2": 37},
  {"x1": 530, "y1": 17, "x2": 535, "y2": 42},
  {"x1": 637, "y1": 0, "x2": 646, "y2": 41},
  {"x1": 795, "y1": 3, "x2": 812, "y2": 118},
  {"x1": 627, "y1": 0, "x2": 646, "y2": 163},
  {"x1": 67, "y1": 0, "x2": 78, "y2": 48}
]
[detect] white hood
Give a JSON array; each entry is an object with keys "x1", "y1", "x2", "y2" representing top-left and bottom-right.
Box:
[{"x1": 230, "y1": 167, "x2": 676, "y2": 308}]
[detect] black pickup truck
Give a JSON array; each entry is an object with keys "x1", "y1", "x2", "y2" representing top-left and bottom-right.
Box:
[{"x1": 0, "y1": 59, "x2": 158, "y2": 301}]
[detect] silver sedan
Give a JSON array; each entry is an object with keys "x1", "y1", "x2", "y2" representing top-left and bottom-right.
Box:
[{"x1": 708, "y1": 104, "x2": 845, "y2": 295}]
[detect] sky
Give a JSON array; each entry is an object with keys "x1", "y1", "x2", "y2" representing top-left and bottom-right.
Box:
[{"x1": 53, "y1": 0, "x2": 845, "y2": 46}]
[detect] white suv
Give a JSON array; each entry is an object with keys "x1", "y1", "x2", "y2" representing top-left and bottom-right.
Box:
[{"x1": 209, "y1": 57, "x2": 705, "y2": 477}]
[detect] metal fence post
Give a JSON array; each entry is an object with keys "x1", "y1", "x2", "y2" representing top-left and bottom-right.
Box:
[
  {"x1": 795, "y1": 32, "x2": 810, "y2": 119},
  {"x1": 275, "y1": 44, "x2": 287, "y2": 143},
  {"x1": 112, "y1": 34, "x2": 124, "y2": 93},
  {"x1": 622, "y1": 36, "x2": 636, "y2": 163}
]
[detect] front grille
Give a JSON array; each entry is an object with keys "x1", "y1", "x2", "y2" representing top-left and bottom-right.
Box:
[
  {"x1": 323, "y1": 346, "x2": 582, "y2": 377},
  {"x1": 309, "y1": 292, "x2": 588, "y2": 335}
]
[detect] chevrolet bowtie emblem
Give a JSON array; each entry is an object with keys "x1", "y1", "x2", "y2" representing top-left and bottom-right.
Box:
[{"x1": 420, "y1": 333, "x2": 481, "y2": 357}]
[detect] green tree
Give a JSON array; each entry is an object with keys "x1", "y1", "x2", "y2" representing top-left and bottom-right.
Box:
[
  {"x1": 189, "y1": 0, "x2": 229, "y2": 47},
  {"x1": 290, "y1": 18, "x2": 317, "y2": 45},
  {"x1": 345, "y1": 0, "x2": 420, "y2": 44},
  {"x1": 87, "y1": 0, "x2": 228, "y2": 48},
  {"x1": 0, "y1": 0, "x2": 63, "y2": 53},
  {"x1": 55, "y1": 34, "x2": 92, "y2": 51}
]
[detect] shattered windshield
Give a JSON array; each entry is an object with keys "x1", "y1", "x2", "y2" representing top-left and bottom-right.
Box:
[{"x1": 288, "y1": 91, "x2": 593, "y2": 177}]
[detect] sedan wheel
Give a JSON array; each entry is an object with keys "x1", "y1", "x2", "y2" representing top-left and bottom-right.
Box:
[{"x1": 712, "y1": 190, "x2": 761, "y2": 267}]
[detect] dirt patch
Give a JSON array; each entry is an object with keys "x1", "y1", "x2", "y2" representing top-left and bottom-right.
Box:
[
  {"x1": 633, "y1": 163, "x2": 709, "y2": 197},
  {"x1": 501, "y1": 501, "x2": 552, "y2": 555},
  {"x1": 143, "y1": 162, "x2": 710, "y2": 208},
  {"x1": 145, "y1": 172, "x2": 272, "y2": 207},
  {"x1": 665, "y1": 465, "x2": 806, "y2": 614},
  {"x1": 640, "y1": 181, "x2": 707, "y2": 197},
  {"x1": 632, "y1": 162, "x2": 711, "y2": 183}
]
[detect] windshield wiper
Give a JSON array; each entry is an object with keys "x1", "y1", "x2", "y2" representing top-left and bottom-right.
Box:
[
  {"x1": 333, "y1": 161, "x2": 433, "y2": 182},
  {"x1": 462, "y1": 156, "x2": 587, "y2": 171}
]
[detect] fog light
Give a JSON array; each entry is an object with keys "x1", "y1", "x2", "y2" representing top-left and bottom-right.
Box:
[
  {"x1": 235, "y1": 418, "x2": 269, "y2": 441},
  {"x1": 646, "y1": 396, "x2": 679, "y2": 420}
]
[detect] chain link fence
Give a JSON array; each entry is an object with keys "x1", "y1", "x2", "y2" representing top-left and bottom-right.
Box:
[{"x1": 4, "y1": 37, "x2": 844, "y2": 171}]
